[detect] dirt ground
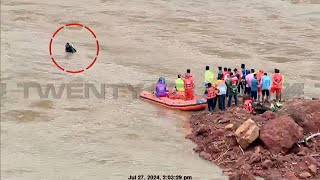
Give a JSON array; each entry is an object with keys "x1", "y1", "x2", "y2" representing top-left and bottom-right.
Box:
[{"x1": 186, "y1": 98, "x2": 320, "y2": 179}]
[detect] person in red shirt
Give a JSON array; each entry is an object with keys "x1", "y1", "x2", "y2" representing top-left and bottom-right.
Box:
[
  {"x1": 185, "y1": 68, "x2": 194, "y2": 82},
  {"x1": 224, "y1": 68, "x2": 231, "y2": 81},
  {"x1": 227, "y1": 68, "x2": 232, "y2": 75},
  {"x1": 244, "y1": 99, "x2": 253, "y2": 113},
  {"x1": 222, "y1": 67, "x2": 228, "y2": 80},
  {"x1": 270, "y1": 69, "x2": 283, "y2": 102},
  {"x1": 257, "y1": 70, "x2": 264, "y2": 102},
  {"x1": 184, "y1": 71, "x2": 195, "y2": 100}
]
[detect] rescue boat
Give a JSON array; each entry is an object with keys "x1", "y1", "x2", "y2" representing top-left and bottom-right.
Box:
[{"x1": 140, "y1": 91, "x2": 207, "y2": 111}]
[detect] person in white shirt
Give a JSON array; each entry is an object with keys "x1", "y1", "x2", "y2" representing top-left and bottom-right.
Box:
[{"x1": 216, "y1": 76, "x2": 227, "y2": 111}]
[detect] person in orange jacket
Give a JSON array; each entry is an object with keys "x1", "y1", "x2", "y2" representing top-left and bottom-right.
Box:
[
  {"x1": 204, "y1": 83, "x2": 218, "y2": 111},
  {"x1": 184, "y1": 71, "x2": 195, "y2": 100},
  {"x1": 270, "y1": 69, "x2": 283, "y2": 102}
]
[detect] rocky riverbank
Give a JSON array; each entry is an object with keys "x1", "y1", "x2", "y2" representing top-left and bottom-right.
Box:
[{"x1": 186, "y1": 98, "x2": 320, "y2": 179}]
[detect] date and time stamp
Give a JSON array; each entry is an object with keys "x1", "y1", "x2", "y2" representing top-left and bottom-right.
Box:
[{"x1": 128, "y1": 175, "x2": 192, "y2": 180}]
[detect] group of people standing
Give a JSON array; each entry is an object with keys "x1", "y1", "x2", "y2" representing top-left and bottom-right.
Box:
[
  {"x1": 154, "y1": 63, "x2": 284, "y2": 112},
  {"x1": 204, "y1": 64, "x2": 284, "y2": 111}
]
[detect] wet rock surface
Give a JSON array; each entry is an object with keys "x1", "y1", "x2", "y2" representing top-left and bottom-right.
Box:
[
  {"x1": 260, "y1": 115, "x2": 304, "y2": 153},
  {"x1": 186, "y1": 98, "x2": 320, "y2": 179},
  {"x1": 280, "y1": 99, "x2": 320, "y2": 133}
]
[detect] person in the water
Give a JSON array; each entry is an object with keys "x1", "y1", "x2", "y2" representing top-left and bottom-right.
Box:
[{"x1": 65, "y1": 43, "x2": 76, "y2": 53}]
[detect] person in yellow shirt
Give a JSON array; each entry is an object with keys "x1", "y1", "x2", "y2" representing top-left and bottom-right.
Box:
[
  {"x1": 168, "y1": 74, "x2": 185, "y2": 100},
  {"x1": 204, "y1": 66, "x2": 214, "y2": 87},
  {"x1": 175, "y1": 74, "x2": 185, "y2": 92}
]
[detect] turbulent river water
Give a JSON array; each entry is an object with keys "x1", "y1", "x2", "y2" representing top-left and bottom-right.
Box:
[{"x1": 1, "y1": 0, "x2": 320, "y2": 179}]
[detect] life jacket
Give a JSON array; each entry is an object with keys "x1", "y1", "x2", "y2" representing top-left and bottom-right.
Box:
[
  {"x1": 231, "y1": 76, "x2": 238, "y2": 86},
  {"x1": 272, "y1": 73, "x2": 283, "y2": 87},
  {"x1": 244, "y1": 99, "x2": 253, "y2": 113},
  {"x1": 222, "y1": 71, "x2": 228, "y2": 80},
  {"x1": 226, "y1": 71, "x2": 231, "y2": 79},
  {"x1": 184, "y1": 77, "x2": 194, "y2": 90},
  {"x1": 185, "y1": 73, "x2": 193, "y2": 78},
  {"x1": 206, "y1": 87, "x2": 217, "y2": 99},
  {"x1": 185, "y1": 73, "x2": 194, "y2": 83},
  {"x1": 205, "y1": 70, "x2": 214, "y2": 83},
  {"x1": 175, "y1": 78, "x2": 185, "y2": 92},
  {"x1": 229, "y1": 77, "x2": 238, "y2": 93},
  {"x1": 224, "y1": 74, "x2": 230, "y2": 82}
]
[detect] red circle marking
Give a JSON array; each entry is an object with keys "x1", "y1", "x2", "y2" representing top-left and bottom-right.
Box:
[
  {"x1": 52, "y1": 26, "x2": 64, "y2": 38},
  {"x1": 49, "y1": 23, "x2": 99, "y2": 74},
  {"x1": 66, "y1": 23, "x2": 83, "y2": 27},
  {"x1": 84, "y1": 26, "x2": 96, "y2": 38},
  {"x1": 96, "y1": 40, "x2": 99, "y2": 56},
  {"x1": 49, "y1": 38, "x2": 53, "y2": 55},
  {"x1": 51, "y1": 57, "x2": 64, "y2": 71},
  {"x1": 66, "y1": 69, "x2": 84, "y2": 73},
  {"x1": 86, "y1": 57, "x2": 97, "y2": 70}
]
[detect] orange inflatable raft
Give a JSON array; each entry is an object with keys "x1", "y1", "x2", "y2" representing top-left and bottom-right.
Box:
[{"x1": 140, "y1": 91, "x2": 207, "y2": 111}]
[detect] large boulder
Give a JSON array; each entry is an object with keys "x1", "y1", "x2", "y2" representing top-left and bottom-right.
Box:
[
  {"x1": 279, "y1": 99, "x2": 320, "y2": 133},
  {"x1": 259, "y1": 115, "x2": 304, "y2": 153},
  {"x1": 262, "y1": 111, "x2": 277, "y2": 120},
  {"x1": 235, "y1": 119, "x2": 260, "y2": 149}
]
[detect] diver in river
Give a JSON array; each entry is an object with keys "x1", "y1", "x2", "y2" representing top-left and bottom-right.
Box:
[{"x1": 65, "y1": 43, "x2": 76, "y2": 53}]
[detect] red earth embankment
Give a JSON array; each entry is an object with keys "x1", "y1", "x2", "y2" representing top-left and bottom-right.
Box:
[{"x1": 186, "y1": 98, "x2": 320, "y2": 179}]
